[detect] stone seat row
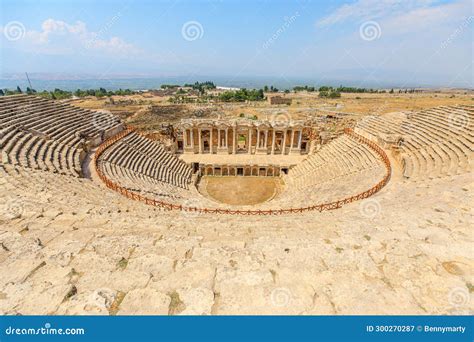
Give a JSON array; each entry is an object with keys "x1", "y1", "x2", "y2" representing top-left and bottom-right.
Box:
[
  {"x1": 0, "y1": 95, "x2": 122, "y2": 146},
  {"x1": 1, "y1": 126, "x2": 83, "y2": 177},
  {"x1": 0, "y1": 162, "x2": 156, "y2": 217},
  {"x1": 359, "y1": 114, "x2": 470, "y2": 179},
  {"x1": 101, "y1": 162, "x2": 192, "y2": 204},
  {"x1": 268, "y1": 167, "x2": 386, "y2": 208},
  {"x1": 100, "y1": 143, "x2": 190, "y2": 189},
  {"x1": 289, "y1": 135, "x2": 382, "y2": 189},
  {"x1": 355, "y1": 105, "x2": 473, "y2": 180},
  {"x1": 99, "y1": 132, "x2": 193, "y2": 189},
  {"x1": 120, "y1": 133, "x2": 192, "y2": 178}
]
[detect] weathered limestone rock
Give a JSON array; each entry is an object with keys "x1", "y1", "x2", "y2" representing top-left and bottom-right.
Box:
[
  {"x1": 118, "y1": 288, "x2": 170, "y2": 315},
  {"x1": 127, "y1": 254, "x2": 175, "y2": 279},
  {"x1": 0, "y1": 104, "x2": 472, "y2": 317},
  {"x1": 177, "y1": 287, "x2": 215, "y2": 315},
  {"x1": 56, "y1": 290, "x2": 115, "y2": 315}
]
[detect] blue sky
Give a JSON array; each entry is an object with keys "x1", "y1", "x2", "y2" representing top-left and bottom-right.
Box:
[{"x1": 0, "y1": 0, "x2": 472, "y2": 88}]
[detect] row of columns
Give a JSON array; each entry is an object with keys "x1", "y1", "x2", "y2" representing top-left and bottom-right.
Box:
[
  {"x1": 201, "y1": 165, "x2": 285, "y2": 177},
  {"x1": 183, "y1": 126, "x2": 303, "y2": 154},
  {"x1": 217, "y1": 128, "x2": 228, "y2": 148}
]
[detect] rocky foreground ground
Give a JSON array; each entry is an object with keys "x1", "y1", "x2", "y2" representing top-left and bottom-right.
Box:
[{"x1": 0, "y1": 167, "x2": 472, "y2": 315}]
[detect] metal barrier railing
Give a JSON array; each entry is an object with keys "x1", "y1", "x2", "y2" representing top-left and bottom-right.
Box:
[{"x1": 94, "y1": 127, "x2": 391, "y2": 215}]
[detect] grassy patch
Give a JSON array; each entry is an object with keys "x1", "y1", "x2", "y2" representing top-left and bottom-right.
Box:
[
  {"x1": 62, "y1": 285, "x2": 77, "y2": 302},
  {"x1": 168, "y1": 290, "x2": 186, "y2": 315},
  {"x1": 109, "y1": 291, "x2": 126, "y2": 316},
  {"x1": 117, "y1": 257, "x2": 128, "y2": 270}
]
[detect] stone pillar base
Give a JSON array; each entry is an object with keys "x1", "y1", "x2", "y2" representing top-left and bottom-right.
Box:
[
  {"x1": 184, "y1": 147, "x2": 196, "y2": 154},
  {"x1": 217, "y1": 147, "x2": 229, "y2": 155},
  {"x1": 289, "y1": 149, "x2": 301, "y2": 155}
]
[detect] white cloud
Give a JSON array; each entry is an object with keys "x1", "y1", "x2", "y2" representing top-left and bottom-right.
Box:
[
  {"x1": 316, "y1": 0, "x2": 469, "y2": 32},
  {"x1": 317, "y1": 0, "x2": 434, "y2": 26},
  {"x1": 382, "y1": 0, "x2": 470, "y2": 33},
  {"x1": 4, "y1": 18, "x2": 142, "y2": 56},
  {"x1": 308, "y1": 0, "x2": 472, "y2": 88}
]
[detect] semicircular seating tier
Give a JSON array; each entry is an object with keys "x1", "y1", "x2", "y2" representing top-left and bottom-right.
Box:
[
  {"x1": 9, "y1": 94, "x2": 465, "y2": 211},
  {"x1": 0, "y1": 94, "x2": 123, "y2": 177},
  {"x1": 96, "y1": 131, "x2": 196, "y2": 204},
  {"x1": 355, "y1": 105, "x2": 473, "y2": 180},
  {"x1": 96, "y1": 129, "x2": 388, "y2": 210},
  {"x1": 266, "y1": 134, "x2": 387, "y2": 208}
]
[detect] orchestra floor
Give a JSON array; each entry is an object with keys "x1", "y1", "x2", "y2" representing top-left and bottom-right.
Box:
[{"x1": 198, "y1": 176, "x2": 284, "y2": 206}]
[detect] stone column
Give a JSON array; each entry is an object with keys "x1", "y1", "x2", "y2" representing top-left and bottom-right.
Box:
[
  {"x1": 248, "y1": 127, "x2": 252, "y2": 154},
  {"x1": 297, "y1": 129, "x2": 302, "y2": 149},
  {"x1": 265, "y1": 130, "x2": 269, "y2": 149},
  {"x1": 190, "y1": 128, "x2": 194, "y2": 150},
  {"x1": 289, "y1": 129, "x2": 295, "y2": 153},
  {"x1": 225, "y1": 128, "x2": 228, "y2": 148},
  {"x1": 217, "y1": 129, "x2": 221, "y2": 148},
  {"x1": 271, "y1": 129, "x2": 276, "y2": 154},
  {"x1": 282, "y1": 129, "x2": 287, "y2": 155},
  {"x1": 198, "y1": 128, "x2": 202, "y2": 154},
  {"x1": 183, "y1": 129, "x2": 187, "y2": 146},
  {"x1": 210, "y1": 128, "x2": 213, "y2": 153},
  {"x1": 256, "y1": 128, "x2": 260, "y2": 148},
  {"x1": 233, "y1": 126, "x2": 237, "y2": 154}
]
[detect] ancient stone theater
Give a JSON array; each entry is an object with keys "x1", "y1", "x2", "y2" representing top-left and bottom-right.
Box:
[{"x1": 0, "y1": 94, "x2": 472, "y2": 315}]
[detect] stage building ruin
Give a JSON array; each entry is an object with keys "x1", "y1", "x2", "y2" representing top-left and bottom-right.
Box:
[{"x1": 176, "y1": 118, "x2": 313, "y2": 156}]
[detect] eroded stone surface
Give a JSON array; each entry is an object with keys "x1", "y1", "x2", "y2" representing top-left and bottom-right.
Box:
[
  {"x1": 0, "y1": 166, "x2": 472, "y2": 315},
  {"x1": 118, "y1": 288, "x2": 170, "y2": 315}
]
